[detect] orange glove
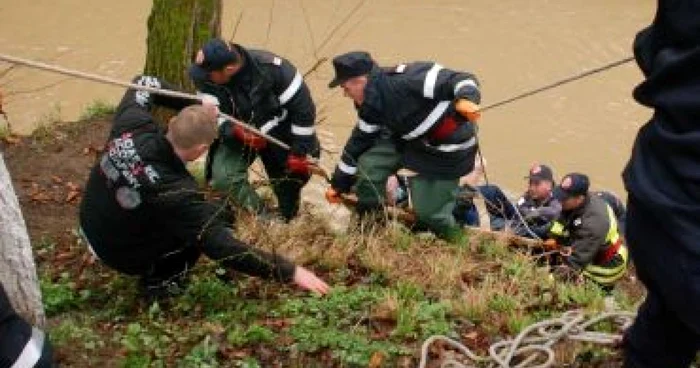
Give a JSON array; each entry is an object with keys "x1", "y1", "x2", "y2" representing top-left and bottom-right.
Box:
[
  {"x1": 232, "y1": 124, "x2": 267, "y2": 150},
  {"x1": 543, "y1": 239, "x2": 559, "y2": 251},
  {"x1": 455, "y1": 99, "x2": 481, "y2": 123},
  {"x1": 325, "y1": 188, "x2": 343, "y2": 204}
]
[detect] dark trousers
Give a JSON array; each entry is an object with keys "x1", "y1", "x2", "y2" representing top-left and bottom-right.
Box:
[
  {"x1": 623, "y1": 197, "x2": 700, "y2": 367},
  {"x1": 139, "y1": 246, "x2": 202, "y2": 289},
  {"x1": 478, "y1": 184, "x2": 516, "y2": 230},
  {"x1": 82, "y1": 228, "x2": 202, "y2": 289},
  {"x1": 478, "y1": 184, "x2": 548, "y2": 239},
  {"x1": 211, "y1": 139, "x2": 317, "y2": 221}
]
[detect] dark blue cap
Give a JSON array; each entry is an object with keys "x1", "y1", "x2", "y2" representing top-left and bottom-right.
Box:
[
  {"x1": 554, "y1": 173, "x2": 590, "y2": 200},
  {"x1": 328, "y1": 51, "x2": 375, "y2": 88},
  {"x1": 189, "y1": 39, "x2": 239, "y2": 81},
  {"x1": 525, "y1": 164, "x2": 554, "y2": 183}
]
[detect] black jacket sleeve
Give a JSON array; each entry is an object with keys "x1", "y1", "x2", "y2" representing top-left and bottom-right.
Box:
[
  {"x1": 0, "y1": 283, "x2": 53, "y2": 368},
  {"x1": 330, "y1": 113, "x2": 382, "y2": 193},
  {"x1": 112, "y1": 75, "x2": 199, "y2": 135},
  {"x1": 403, "y1": 62, "x2": 481, "y2": 104},
  {"x1": 567, "y1": 210, "x2": 610, "y2": 270},
  {"x1": 271, "y1": 59, "x2": 317, "y2": 156},
  {"x1": 520, "y1": 198, "x2": 562, "y2": 223},
  {"x1": 150, "y1": 178, "x2": 296, "y2": 281}
]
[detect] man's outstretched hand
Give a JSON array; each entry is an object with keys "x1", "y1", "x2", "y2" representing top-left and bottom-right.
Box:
[{"x1": 293, "y1": 266, "x2": 330, "y2": 295}]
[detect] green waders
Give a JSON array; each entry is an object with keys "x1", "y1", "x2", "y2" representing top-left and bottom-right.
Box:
[
  {"x1": 210, "y1": 140, "x2": 311, "y2": 221},
  {"x1": 408, "y1": 176, "x2": 463, "y2": 242},
  {"x1": 354, "y1": 139, "x2": 402, "y2": 214},
  {"x1": 353, "y1": 139, "x2": 464, "y2": 242}
]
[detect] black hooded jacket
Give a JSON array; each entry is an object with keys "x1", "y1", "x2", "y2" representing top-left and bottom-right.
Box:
[
  {"x1": 623, "y1": 0, "x2": 700, "y2": 257},
  {"x1": 331, "y1": 62, "x2": 481, "y2": 192},
  {"x1": 79, "y1": 75, "x2": 295, "y2": 281}
]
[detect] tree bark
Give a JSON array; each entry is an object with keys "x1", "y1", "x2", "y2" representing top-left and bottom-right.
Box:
[
  {"x1": 0, "y1": 153, "x2": 45, "y2": 327},
  {"x1": 144, "y1": 0, "x2": 222, "y2": 91},
  {"x1": 144, "y1": 0, "x2": 222, "y2": 123}
]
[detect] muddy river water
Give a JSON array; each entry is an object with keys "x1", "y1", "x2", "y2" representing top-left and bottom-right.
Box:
[{"x1": 0, "y1": 0, "x2": 655, "y2": 195}]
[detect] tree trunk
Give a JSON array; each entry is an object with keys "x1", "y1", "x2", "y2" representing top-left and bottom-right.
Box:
[
  {"x1": 144, "y1": 0, "x2": 222, "y2": 123},
  {"x1": 0, "y1": 153, "x2": 45, "y2": 327},
  {"x1": 144, "y1": 0, "x2": 222, "y2": 91}
]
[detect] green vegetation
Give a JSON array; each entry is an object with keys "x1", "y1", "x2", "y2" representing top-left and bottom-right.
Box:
[
  {"x1": 0, "y1": 123, "x2": 10, "y2": 140},
  {"x1": 36, "y1": 215, "x2": 643, "y2": 367},
  {"x1": 31, "y1": 102, "x2": 62, "y2": 143},
  {"x1": 80, "y1": 100, "x2": 116, "y2": 120}
]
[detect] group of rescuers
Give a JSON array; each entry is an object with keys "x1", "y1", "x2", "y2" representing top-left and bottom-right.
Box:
[
  {"x1": 0, "y1": 40, "x2": 630, "y2": 368},
  {"x1": 71, "y1": 39, "x2": 631, "y2": 302},
  {"x1": 75, "y1": 39, "x2": 631, "y2": 299},
  {"x1": 7, "y1": 1, "x2": 700, "y2": 365}
]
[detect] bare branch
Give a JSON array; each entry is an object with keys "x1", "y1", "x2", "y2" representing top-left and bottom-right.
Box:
[
  {"x1": 326, "y1": 14, "x2": 366, "y2": 55},
  {"x1": 0, "y1": 64, "x2": 18, "y2": 81},
  {"x1": 229, "y1": 10, "x2": 244, "y2": 42},
  {"x1": 316, "y1": 0, "x2": 365, "y2": 53},
  {"x1": 4, "y1": 78, "x2": 70, "y2": 99},
  {"x1": 264, "y1": 0, "x2": 275, "y2": 47},
  {"x1": 303, "y1": 57, "x2": 328, "y2": 79},
  {"x1": 298, "y1": 0, "x2": 318, "y2": 59},
  {"x1": 0, "y1": 50, "x2": 73, "y2": 87}
]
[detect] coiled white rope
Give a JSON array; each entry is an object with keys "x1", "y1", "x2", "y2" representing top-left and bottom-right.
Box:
[{"x1": 419, "y1": 310, "x2": 636, "y2": 368}]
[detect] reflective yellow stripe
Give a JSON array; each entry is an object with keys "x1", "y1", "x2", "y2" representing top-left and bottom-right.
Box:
[
  {"x1": 550, "y1": 221, "x2": 565, "y2": 236},
  {"x1": 604, "y1": 204, "x2": 620, "y2": 245},
  {"x1": 583, "y1": 245, "x2": 629, "y2": 285}
]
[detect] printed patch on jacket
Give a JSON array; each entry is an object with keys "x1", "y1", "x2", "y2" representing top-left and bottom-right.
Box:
[
  {"x1": 102, "y1": 132, "x2": 161, "y2": 209},
  {"x1": 134, "y1": 76, "x2": 161, "y2": 107},
  {"x1": 115, "y1": 186, "x2": 142, "y2": 209}
]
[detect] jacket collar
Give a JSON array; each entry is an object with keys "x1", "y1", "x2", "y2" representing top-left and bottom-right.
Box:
[
  {"x1": 156, "y1": 135, "x2": 188, "y2": 173},
  {"x1": 563, "y1": 194, "x2": 591, "y2": 218},
  {"x1": 358, "y1": 66, "x2": 384, "y2": 116}
]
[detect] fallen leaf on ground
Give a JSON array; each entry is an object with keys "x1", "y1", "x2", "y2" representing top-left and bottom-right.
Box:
[
  {"x1": 368, "y1": 351, "x2": 384, "y2": 368},
  {"x1": 2, "y1": 135, "x2": 20, "y2": 145},
  {"x1": 65, "y1": 190, "x2": 80, "y2": 203},
  {"x1": 65, "y1": 182, "x2": 81, "y2": 192}
]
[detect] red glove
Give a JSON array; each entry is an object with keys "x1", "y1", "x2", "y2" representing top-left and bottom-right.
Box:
[
  {"x1": 287, "y1": 154, "x2": 311, "y2": 175},
  {"x1": 232, "y1": 124, "x2": 267, "y2": 150}
]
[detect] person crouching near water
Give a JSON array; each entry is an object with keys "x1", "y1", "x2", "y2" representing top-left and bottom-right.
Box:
[{"x1": 79, "y1": 75, "x2": 329, "y2": 301}]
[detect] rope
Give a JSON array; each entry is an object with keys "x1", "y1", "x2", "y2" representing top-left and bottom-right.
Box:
[
  {"x1": 476, "y1": 190, "x2": 542, "y2": 241},
  {"x1": 473, "y1": 56, "x2": 634, "y2": 202},
  {"x1": 0, "y1": 53, "x2": 292, "y2": 151},
  {"x1": 479, "y1": 56, "x2": 634, "y2": 113},
  {"x1": 418, "y1": 310, "x2": 636, "y2": 368}
]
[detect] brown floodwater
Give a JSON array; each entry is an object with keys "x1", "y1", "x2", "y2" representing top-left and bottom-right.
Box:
[{"x1": 0, "y1": 0, "x2": 655, "y2": 195}]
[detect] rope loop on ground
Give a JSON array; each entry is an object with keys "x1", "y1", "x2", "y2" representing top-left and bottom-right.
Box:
[{"x1": 419, "y1": 310, "x2": 636, "y2": 368}]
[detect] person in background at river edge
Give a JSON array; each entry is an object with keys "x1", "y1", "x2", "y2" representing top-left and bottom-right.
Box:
[
  {"x1": 477, "y1": 163, "x2": 561, "y2": 239},
  {"x1": 190, "y1": 39, "x2": 320, "y2": 222},
  {"x1": 594, "y1": 190, "x2": 626, "y2": 237},
  {"x1": 622, "y1": 1, "x2": 700, "y2": 366},
  {"x1": 547, "y1": 173, "x2": 629, "y2": 289},
  {"x1": 79, "y1": 75, "x2": 329, "y2": 301},
  {"x1": 324, "y1": 51, "x2": 482, "y2": 242}
]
